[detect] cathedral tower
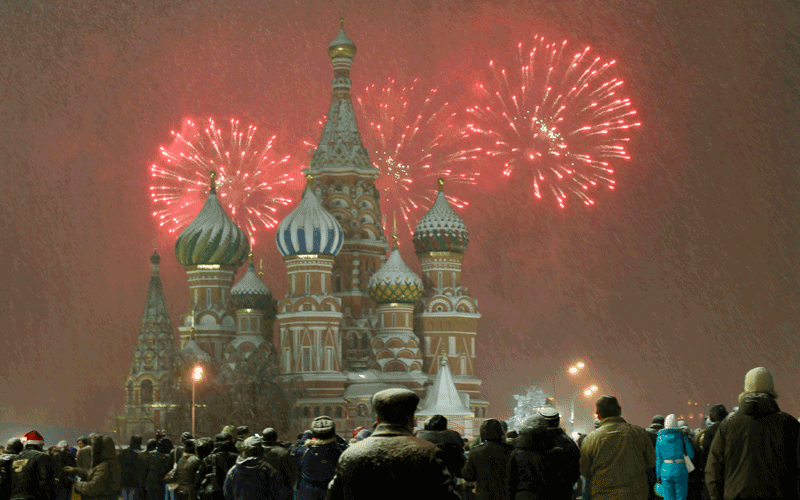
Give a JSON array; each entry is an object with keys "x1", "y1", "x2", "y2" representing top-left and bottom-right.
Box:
[
  {"x1": 174, "y1": 172, "x2": 250, "y2": 362},
  {"x1": 413, "y1": 180, "x2": 484, "y2": 411},
  {"x1": 305, "y1": 21, "x2": 386, "y2": 369},
  {"x1": 119, "y1": 250, "x2": 177, "y2": 438}
]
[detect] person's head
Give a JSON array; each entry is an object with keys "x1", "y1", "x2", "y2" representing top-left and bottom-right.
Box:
[
  {"x1": 520, "y1": 413, "x2": 548, "y2": 435},
  {"x1": 538, "y1": 407, "x2": 560, "y2": 428},
  {"x1": 183, "y1": 439, "x2": 197, "y2": 454},
  {"x1": 6, "y1": 438, "x2": 22, "y2": 455},
  {"x1": 236, "y1": 426, "x2": 249, "y2": 438},
  {"x1": 242, "y1": 436, "x2": 262, "y2": 457},
  {"x1": 261, "y1": 428, "x2": 278, "y2": 443},
  {"x1": 425, "y1": 415, "x2": 448, "y2": 431},
  {"x1": 651, "y1": 415, "x2": 665, "y2": 429},
  {"x1": 180, "y1": 432, "x2": 193, "y2": 445},
  {"x1": 709, "y1": 404, "x2": 728, "y2": 423},
  {"x1": 741, "y1": 367, "x2": 778, "y2": 401},
  {"x1": 156, "y1": 437, "x2": 173, "y2": 454},
  {"x1": 146, "y1": 439, "x2": 157, "y2": 452},
  {"x1": 196, "y1": 437, "x2": 214, "y2": 460},
  {"x1": 479, "y1": 419, "x2": 505, "y2": 442},
  {"x1": 311, "y1": 416, "x2": 336, "y2": 440},
  {"x1": 500, "y1": 421, "x2": 509, "y2": 434},
  {"x1": 129, "y1": 435, "x2": 143, "y2": 451},
  {"x1": 595, "y1": 395, "x2": 622, "y2": 419},
  {"x1": 77, "y1": 436, "x2": 89, "y2": 449},
  {"x1": 506, "y1": 430, "x2": 519, "y2": 440},
  {"x1": 23, "y1": 430, "x2": 44, "y2": 451},
  {"x1": 371, "y1": 388, "x2": 420, "y2": 430},
  {"x1": 593, "y1": 419, "x2": 601, "y2": 429},
  {"x1": 664, "y1": 414, "x2": 678, "y2": 429},
  {"x1": 354, "y1": 428, "x2": 371, "y2": 441}
]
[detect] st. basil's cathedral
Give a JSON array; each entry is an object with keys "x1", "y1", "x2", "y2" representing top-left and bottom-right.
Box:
[{"x1": 116, "y1": 22, "x2": 489, "y2": 439}]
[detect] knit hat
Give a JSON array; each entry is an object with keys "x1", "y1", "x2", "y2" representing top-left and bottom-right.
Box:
[
  {"x1": 311, "y1": 416, "x2": 336, "y2": 439},
  {"x1": 709, "y1": 404, "x2": 728, "y2": 423},
  {"x1": 664, "y1": 414, "x2": 678, "y2": 429},
  {"x1": 743, "y1": 367, "x2": 778, "y2": 398},
  {"x1": 23, "y1": 430, "x2": 44, "y2": 446}
]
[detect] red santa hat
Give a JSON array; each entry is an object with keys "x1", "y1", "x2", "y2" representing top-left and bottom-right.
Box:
[{"x1": 23, "y1": 430, "x2": 44, "y2": 446}]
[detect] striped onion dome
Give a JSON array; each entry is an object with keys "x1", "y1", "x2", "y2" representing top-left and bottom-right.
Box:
[
  {"x1": 276, "y1": 188, "x2": 344, "y2": 257},
  {"x1": 368, "y1": 246, "x2": 423, "y2": 304},
  {"x1": 231, "y1": 262, "x2": 272, "y2": 310},
  {"x1": 413, "y1": 179, "x2": 469, "y2": 254},
  {"x1": 175, "y1": 173, "x2": 249, "y2": 267}
]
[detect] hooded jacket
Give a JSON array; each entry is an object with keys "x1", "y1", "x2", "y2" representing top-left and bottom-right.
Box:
[
  {"x1": 200, "y1": 433, "x2": 239, "y2": 500},
  {"x1": 461, "y1": 419, "x2": 512, "y2": 500},
  {"x1": 222, "y1": 456, "x2": 287, "y2": 500},
  {"x1": 73, "y1": 435, "x2": 121, "y2": 500},
  {"x1": 705, "y1": 394, "x2": 800, "y2": 500},
  {"x1": 175, "y1": 451, "x2": 202, "y2": 500},
  {"x1": 145, "y1": 439, "x2": 173, "y2": 497},
  {"x1": 579, "y1": 416, "x2": 655, "y2": 500},
  {"x1": 507, "y1": 415, "x2": 572, "y2": 500},
  {"x1": 655, "y1": 428, "x2": 694, "y2": 481},
  {"x1": 416, "y1": 415, "x2": 466, "y2": 478}
]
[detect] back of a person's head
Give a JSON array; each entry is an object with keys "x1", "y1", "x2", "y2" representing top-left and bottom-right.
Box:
[
  {"x1": 180, "y1": 432, "x2": 194, "y2": 445},
  {"x1": 129, "y1": 435, "x2": 143, "y2": 450},
  {"x1": 595, "y1": 395, "x2": 622, "y2": 419},
  {"x1": 261, "y1": 428, "x2": 278, "y2": 443},
  {"x1": 709, "y1": 404, "x2": 728, "y2": 423},
  {"x1": 196, "y1": 437, "x2": 214, "y2": 460},
  {"x1": 427, "y1": 415, "x2": 448, "y2": 431},
  {"x1": 5, "y1": 438, "x2": 22, "y2": 454},
  {"x1": 183, "y1": 439, "x2": 197, "y2": 454},
  {"x1": 371, "y1": 388, "x2": 420, "y2": 425},
  {"x1": 479, "y1": 419, "x2": 505, "y2": 442},
  {"x1": 651, "y1": 415, "x2": 665, "y2": 427},
  {"x1": 157, "y1": 438, "x2": 173, "y2": 454},
  {"x1": 146, "y1": 439, "x2": 157, "y2": 452},
  {"x1": 242, "y1": 436, "x2": 262, "y2": 458}
]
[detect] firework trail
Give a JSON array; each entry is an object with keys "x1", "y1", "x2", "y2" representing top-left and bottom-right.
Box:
[
  {"x1": 464, "y1": 36, "x2": 640, "y2": 208},
  {"x1": 149, "y1": 117, "x2": 300, "y2": 245},
  {"x1": 307, "y1": 78, "x2": 478, "y2": 233}
]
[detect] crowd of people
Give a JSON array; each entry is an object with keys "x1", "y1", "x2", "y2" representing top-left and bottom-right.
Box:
[{"x1": 0, "y1": 366, "x2": 797, "y2": 500}]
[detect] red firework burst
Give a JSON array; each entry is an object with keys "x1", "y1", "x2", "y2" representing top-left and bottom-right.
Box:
[
  {"x1": 149, "y1": 117, "x2": 301, "y2": 245},
  {"x1": 464, "y1": 36, "x2": 640, "y2": 208}
]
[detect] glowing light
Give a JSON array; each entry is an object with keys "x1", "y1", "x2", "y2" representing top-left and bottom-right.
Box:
[
  {"x1": 569, "y1": 367, "x2": 578, "y2": 374},
  {"x1": 354, "y1": 78, "x2": 477, "y2": 233},
  {"x1": 590, "y1": 385, "x2": 598, "y2": 391},
  {"x1": 192, "y1": 366, "x2": 203, "y2": 381},
  {"x1": 463, "y1": 35, "x2": 640, "y2": 207},
  {"x1": 150, "y1": 117, "x2": 300, "y2": 245},
  {"x1": 584, "y1": 389, "x2": 592, "y2": 396},
  {"x1": 576, "y1": 361, "x2": 585, "y2": 369}
]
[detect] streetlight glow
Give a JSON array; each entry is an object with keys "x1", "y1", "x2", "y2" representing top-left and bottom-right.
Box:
[
  {"x1": 590, "y1": 385, "x2": 598, "y2": 391},
  {"x1": 584, "y1": 389, "x2": 592, "y2": 396},
  {"x1": 569, "y1": 367, "x2": 578, "y2": 374},
  {"x1": 576, "y1": 362, "x2": 585, "y2": 369},
  {"x1": 193, "y1": 366, "x2": 203, "y2": 381}
]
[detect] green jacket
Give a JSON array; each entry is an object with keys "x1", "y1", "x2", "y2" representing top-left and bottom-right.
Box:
[{"x1": 579, "y1": 416, "x2": 655, "y2": 500}]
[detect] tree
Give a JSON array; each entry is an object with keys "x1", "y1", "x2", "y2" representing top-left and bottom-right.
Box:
[{"x1": 509, "y1": 386, "x2": 549, "y2": 431}]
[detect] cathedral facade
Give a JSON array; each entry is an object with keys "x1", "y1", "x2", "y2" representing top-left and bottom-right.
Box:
[{"x1": 117, "y1": 22, "x2": 488, "y2": 440}]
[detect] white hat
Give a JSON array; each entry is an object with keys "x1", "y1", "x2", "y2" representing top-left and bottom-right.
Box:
[
  {"x1": 743, "y1": 367, "x2": 777, "y2": 398},
  {"x1": 664, "y1": 414, "x2": 678, "y2": 429}
]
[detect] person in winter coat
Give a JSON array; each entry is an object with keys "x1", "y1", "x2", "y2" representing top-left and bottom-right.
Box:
[
  {"x1": 416, "y1": 414, "x2": 466, "y2": 480},
  {"x1": 461, "y1": 419, "x2": 512, "y2": 500},
  {"x1": 290, "y1": 416, "x2": 343, "y2": 500},
  {"x1": 261, "y1": 428, "x2": 296, "y2": 495},
  {"x1": 0, "y1": 438, "x2": 23, "y2": 500},
  {"x1": 172, "y1": 433, "x2": 194, "y2": 469},
  {"x1": 118, "y1": 435, "x2": 146, "y2": 500},
  {"x1": 507, "y1": 413, "x2": 573, "y2": 500},
  {"x1": 538, "y1": 408, "x2": 581, "y2": 499},
  {"x1": 699, "y1": 405, "x2": 727, "y2": 470},
  {"x1": 174, "y1": 439, "x2": 202, "y2": 500},
  {"x1": 70, "y1": 435, "x2": 121, "y2": 500},
  {"x1": 199, "y1": 433, "x2": 239, "y2": 500},
  {"x1": 10, "y1": 430, "x2": 57, "y2": 500},
  {"x1": 223, "y1": 436, "x2": 287, "y2": 500},
  {"x1": 705, "y1": 367, "x2": 800, "y2": 500},
  {"x1": 579, "y1": 396, "x2": 655, "y2": 500},
  {"x1": 655, "y1": 414, "x2": 695, "y2": 500},
  {"x1": 145, "y1": 438, "x2": 173, "y2": 500},
  {"x1": 326, "y1": 388, "x2": 461, "y2": 500},
  {"x1": 75, "y1": 436, "x2": 93, "y2": 475},
  {"x1": 646, "y1": 415, "x2": 666, "y2": 449}
]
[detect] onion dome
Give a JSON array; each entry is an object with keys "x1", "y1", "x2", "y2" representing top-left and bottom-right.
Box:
[
  {"x1": 368, "y1": 240, "x2": 423, "y2": 304},
  {"x1": 230, "y1": 259, "x2": 272, "y2": 310},
  {"x1": 413, "y1": 178, "x2": 469, "y2": 254},
  {"x1": 175, "y1": 172, "x2": 250, "y2": 267},
  {"x1": 276, "y1": 185, "x2": 344, "y2": 257},
  {"x1": 328, "y1": 18, "x2": 357, "y2": 59},
  {"x1": 150, "y1": 249, "x2": 161, "y2": 265}
]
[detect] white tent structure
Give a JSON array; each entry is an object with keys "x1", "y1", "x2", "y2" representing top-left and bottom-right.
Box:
[{"x1": 415, "y1": 356, "x2": 475, "y2": 438}]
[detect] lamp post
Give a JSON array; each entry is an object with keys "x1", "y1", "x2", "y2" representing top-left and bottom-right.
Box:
[
  {"x1": 571, "y1": 384, "x2": 599, "y2": 435},
  {"x1": 191, "y1": 365, "x2": 203, "y2": 437}
]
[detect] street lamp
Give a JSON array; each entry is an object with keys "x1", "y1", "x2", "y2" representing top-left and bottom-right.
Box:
[
  {"x1": 571, "y1": 384, "x2": 599, "y2": 434},
  {"x1": 192, "y1": 365, "x2": 203, "y2": 436}
]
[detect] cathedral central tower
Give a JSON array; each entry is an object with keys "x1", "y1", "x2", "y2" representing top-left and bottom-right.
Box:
[{"x1": 305, "y1": 20, "x2": 387, "y2": 370}]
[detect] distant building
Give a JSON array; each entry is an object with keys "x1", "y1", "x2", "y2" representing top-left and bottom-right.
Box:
[{"x1": 116, "y1": 20, "x2": 487, "y2": 440}]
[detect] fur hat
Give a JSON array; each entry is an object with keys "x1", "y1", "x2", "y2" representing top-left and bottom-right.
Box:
[
  {"x1": 677, "y1": 420, "x2": 688, "y2": 429},
  {"x1": 372, "y1": 388, "x2": 420, "y2": 425},
  {"x1": 538, "y1": 407, "x2": 560, "y2": 428},
  {"x1": 520, "y1": 413, "x2": 548, "y2": 434},
  {"x1": 23, "y1": 430, "x2": 44, "y2": 446},
  {"x1": 651, "y1": 415, "x2": 665, "y2": 427},
  {"x1": 743, "y1": 367, "x2": 778, "y2": 398},
  {"x1": 311, "y1": 416, "x2": 336, "y2": 439},
  {"x1": 709, "y1": 404, "x2": 728, "y2": 423},
  {"x1": 261, "y1": 428, "x2": 278, "y2": 443},
  {"x1": 664, "y1": 414, "x2": 678, "y2": 429}
]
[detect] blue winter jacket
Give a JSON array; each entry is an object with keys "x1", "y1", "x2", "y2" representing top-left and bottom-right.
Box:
[{"x1": 655, "y1": 428, "x2": 694, "y2": 481}]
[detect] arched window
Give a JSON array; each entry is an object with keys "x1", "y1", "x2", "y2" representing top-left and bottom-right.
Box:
[
  {"x1": 140, "y1": 380, "x2": 154, "y2": 404},
  {"x1": 314, "y1": 406, "x2": 321, "y2": 417},
  {"x1": 303, "y1": 407, "x2": 311, "y2": 418},
  {"x1": 391, "y1": 313, "x2": 396, "y2": 328},
  {"x1": 335, "y1": 407, "x2": 343, "y2": 418},
  {"x1": 324, "y1": 406, "x2": 332, "y2": 417},
  {"x1": 126, "y1": 382, "x2": 134, "y2": 405},
  {"x1": 335, "y1": 276, "x2": 342, "y2": 293},
  {"x1": 305, "y1": 274, "x2": 311, "y2": 295},
  {"x1": 321, "y1": 274, "x2": 326, "y2": 293},
  {"x1": 438, "y1": 271, "x2": 442, "y2": 288},
  {"x1": 206, "y1": 288, "x2": 212, "y2": 307}
]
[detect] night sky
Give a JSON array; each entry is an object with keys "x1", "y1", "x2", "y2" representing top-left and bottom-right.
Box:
[{"x1": 1, "y1": 0, "x2": 798, "y2": 432}]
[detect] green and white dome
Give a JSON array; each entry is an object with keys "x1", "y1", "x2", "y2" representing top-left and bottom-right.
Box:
[{"x1": 368, "y1": 246, "x2": 423, "y2": 304}]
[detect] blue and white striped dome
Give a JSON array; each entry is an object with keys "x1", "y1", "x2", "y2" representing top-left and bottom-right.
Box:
[{"x1": 276, "y1": 189, "x2": 344, "y2": 257}]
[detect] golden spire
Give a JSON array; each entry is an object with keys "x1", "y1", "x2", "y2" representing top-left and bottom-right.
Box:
[
  {"x1": 259, "y1": 258, "x2": 264, "y2": 277},
  {"x1": 340, "y1": 16, "x2": 344, "y2": 28},
  {"x1": 209, "y1": 170, "x2": 217, "y2": 194},
  {"x1": 248, "y1": 251, "x2": 254, "y2": 264},
  {"x1": 438, "y1": 177, "x2": 445, "y2": 192},
  {"x1": 440, "y1": 347, "x2": 448, "y2": 365},
  {"x1": 392, "y1": 211, "x2": 398, "y2": 249}
]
